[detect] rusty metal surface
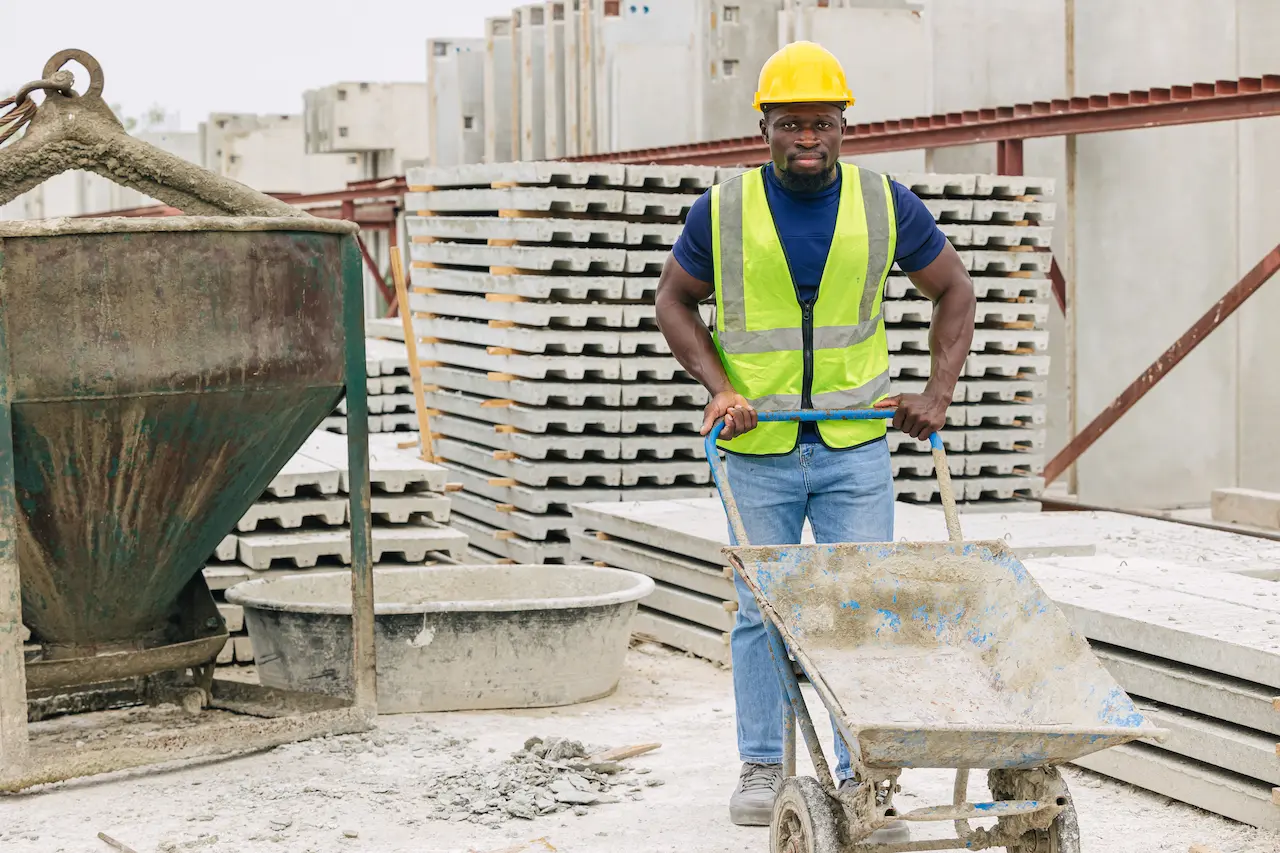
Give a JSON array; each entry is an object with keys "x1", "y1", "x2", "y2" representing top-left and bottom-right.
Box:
[
  {"x1": 1044, "y1": 241, "x2": 1280, "y2": 483},
  {"x1": 0, "y1": 227, "x2": 349, "y2": 649}
]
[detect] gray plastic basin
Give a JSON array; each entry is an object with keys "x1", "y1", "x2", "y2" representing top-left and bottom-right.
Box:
[{"x1": 225, "y1": 564, "x2": 654, "y2": 713}]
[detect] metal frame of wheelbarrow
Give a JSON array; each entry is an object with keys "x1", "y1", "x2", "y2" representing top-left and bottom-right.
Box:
[
  {"x1": 0, "y1": 235, "x2": 378, "y2": 791},
  {"x1": 705, "y1": 409, "x2": 1157, "y2": 852}
]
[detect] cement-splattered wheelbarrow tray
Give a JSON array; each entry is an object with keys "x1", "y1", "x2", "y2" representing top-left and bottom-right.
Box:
[{"x1": 706, "y1": 410, "x2": 1167, "y2": 852}]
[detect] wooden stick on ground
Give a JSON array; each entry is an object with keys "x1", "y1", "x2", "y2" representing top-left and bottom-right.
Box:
[
  {"x1": 586, "y1": 742, "x2": 661, "y2": 763},
  {"x1": 390, "y1": 246, "x2": 436, "y2": 463},
  {"x1": 98, "y1": 832, "x2": 139, "y2": 853}
]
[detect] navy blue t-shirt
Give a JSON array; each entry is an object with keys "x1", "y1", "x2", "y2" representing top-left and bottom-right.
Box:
[{"x1": 672, "y1": 164, "x2": 947, "y2": 444}]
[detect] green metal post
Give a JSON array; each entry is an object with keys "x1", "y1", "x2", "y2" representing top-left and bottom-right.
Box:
[
  {"x1": 0, "y1": 261, "x2": 29, "y2": 768},
  {"x1": 341, "y1": 236, "x2": 377, "y2": 716}
]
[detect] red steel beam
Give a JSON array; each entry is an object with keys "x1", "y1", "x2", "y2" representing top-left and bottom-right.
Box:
[
  {"x1": 1043, "y1": 241, "x2": 1280, "y2": 484},
  {"x1": 356, "y1": 235, "x2": 396, "y2": 311},
  {"x1": 570, "y1": 75, "x2": 1280, "y2": 165}
]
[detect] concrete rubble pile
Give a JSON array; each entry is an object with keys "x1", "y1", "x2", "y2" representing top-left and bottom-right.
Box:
[
  {"x1": 199, "y1": 346, "x2": 468, "y2": 667},
  {"x1": 372, "y1": 162, "x2": 1055, "y2": 562},
  {"x1": 418, "y1": 736, "x2": 664, "y2": 826},
  {"x1": 570, "y1": 498, "x2": 1280, "y2": 829}
]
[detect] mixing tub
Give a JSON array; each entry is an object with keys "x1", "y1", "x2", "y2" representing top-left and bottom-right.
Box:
[{"x1": 226, "y1": 564, "x2": 654, "y2": 712}]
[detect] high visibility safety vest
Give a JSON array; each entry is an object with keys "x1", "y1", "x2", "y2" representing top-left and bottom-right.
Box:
[{"x1": 711, "y1": 163, "x2": 897, "y2": 455}]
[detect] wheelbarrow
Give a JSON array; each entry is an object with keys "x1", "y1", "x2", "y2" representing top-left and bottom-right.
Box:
[{"x1": 705, "y1": 409, "x2": 1166, "y2": 852}]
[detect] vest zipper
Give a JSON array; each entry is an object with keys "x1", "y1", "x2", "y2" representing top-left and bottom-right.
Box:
[{"x1": 801, "y1": 299, "x2": 815, "y2": 409}]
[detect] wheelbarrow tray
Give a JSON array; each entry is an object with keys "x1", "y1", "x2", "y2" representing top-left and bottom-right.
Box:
[{"x1": 725, "y1": 539, "x2": 1163, "y2": 771}]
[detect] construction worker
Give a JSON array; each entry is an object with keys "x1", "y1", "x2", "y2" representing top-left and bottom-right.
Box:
[{"x1": 655, "y1": 41, "x2": 976, "y2": 832}]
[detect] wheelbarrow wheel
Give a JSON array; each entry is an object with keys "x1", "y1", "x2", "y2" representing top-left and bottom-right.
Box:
[
  {"x1": 989, "y1": 767, "x2": 1081, "y2": 853},
  {"x1": 771, "y1": 776, "x2": 841, "y2": 853}
]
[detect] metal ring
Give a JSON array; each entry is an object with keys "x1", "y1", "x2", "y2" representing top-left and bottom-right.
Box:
[{"x1": 41, "y1": 49, "x2": 105, "y2": 100}]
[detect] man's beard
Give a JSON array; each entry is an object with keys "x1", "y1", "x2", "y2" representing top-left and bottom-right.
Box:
[{"x1": 775, "y1": 161, "x2": 837, "y2": 193}]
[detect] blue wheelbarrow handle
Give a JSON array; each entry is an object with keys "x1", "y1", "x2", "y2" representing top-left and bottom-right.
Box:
[{"x1": 704, "y1": 408, "x2": 964, "y2": 545}]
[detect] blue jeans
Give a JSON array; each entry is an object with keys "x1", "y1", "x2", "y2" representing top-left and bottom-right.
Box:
[{"x1": 726, "y1": 439, "x2": 895, "y2": 781}]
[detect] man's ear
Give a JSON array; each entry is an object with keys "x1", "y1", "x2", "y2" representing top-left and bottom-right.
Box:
[{"x1": 759, "y1": 117, "x2": 768, "y2": 141}]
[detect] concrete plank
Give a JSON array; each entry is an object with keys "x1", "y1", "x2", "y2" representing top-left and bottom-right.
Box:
[
  {"x1": 619, "y1": 458, "x2": 711, "y2": 484},
  {"x1": 215, "y1": 534, "x2": 239, "y2": 562},
  {"x1": 431, "y1": 412, "x2": 620, "y2": 460},
  {"x1": 237, "y1": 530, "x2": 350, "y2": 570},
  {"x1": 620, "y1": 383, "x2": 710, "y2": 407},
  {"x1": 618, "y1": 356, "x2": 690, "y2": 382},
  {"x1": 896, "y1": 479, "x2": 942, "y2": 502},
  {"x1": 633, "y1": 608, "x2": 731, "y2": 667},
  {"x1": 1028, "y1": 557, "x2": 1280, "y2": 688},
  {"x1": 952, "y1": 428, "x2": 1046, "y2": 453},
  {"x1": 422, "y1": 364, "x2": 622, "y2": 407},
  {"x1": 267, "y1": 451, "x2": 342, "y2": 498},
  {"x1": 203, "y1": 564, "x2": 251, "y2": 591},
  {"x1": 616, "y1": 486, "x2": 718, "y2": 503},
  {"x1": 370, "y1": 519, "x2": 469, "y2": 562},
  {"x1": 973, "y1": 175, "x2": 1056, "y2": 199},
  {"x1": 412, "y1": 240, "x2": 628, "y2": 272},
  {"x1": 407, "y1": 187, "x2": 625, "y2": 214},
  {"x1": 621, "y1": 278, "x2": 660, "y2": 301},
  {"x1": 886, "y1": 299, "x2": 1050, "y2": 328},
  {"x1": 442, "y1": 460, "x2": 619, "y2": 514},
  {"x1": 620, "y1": 409, "x2": 702, "y2": 433},
  {"x1": 300, "y1": 430, "x2": 449, "y2": 494},
  {"x1": 969, "y1": 199, "x2": 1055, "y2": 224},
  {"x1": 365, "y1": 338, "x2": 409, "y2": 374},
  {"x1": 890, "y1": 173, "x2": 979, "y2": 197},
  {"x1": 1212, "y1": 488, "x2": 1280, "y2": 531},
  {"x1": 1072, "y1": 743, "x2": 1280, "y2": 831},
  {"x1": 449, "y1": 490, "x2": 569, "y2": 540},
  {"x1": 962, "y1": 452, "x2": 1045, "y2": 477},
  {"x1": 425, "y1": 388, "x2": 622, "y2": 432},
  {"x1": 218, "y1": 603, "x2": 244, "y2": 634},
  {"x1": 889, "y1": 328, "x2": 1049, "y2": 354},
  {"x1": 969, "y1": 250, "x2": 1053, "y2": 275},
  {"x1": 411, "y1": 266, "x2": 626, "y2": 300},
  {"x1": 643, "y1": 579, "x2": 733, "y2": 633},
  {"x1": 957, "y1": 403, "x2": 1047, "y2": 427},
  {"x1": 967, "y1": 225, "x2": 1056, "y2": 248},
  {"x1": 418, "y1": 340, "x2": 622, "y2": 380},
  {"x1": 962, "y1": 476, "x2": 1044, "y2": 502},
  {"x1": 1092, "y1": 645, "x2": 1280, "y2": 737},
  {"x1": 618, "y1": 434, "x2": 705, "y2": 461},
  {"x1": 622, "y1": 164, "x2": 718, "y2": 190},
  {"x1": 624, "y1": 221, "x2": 685, "y2": 246},
  {"x1": 962, "y1": 354, "x2": 1052, "y2": 378},
  {"x1": 435, "y1": 436, "x2": 622, "y2": 486},
  {"x1": 417, "y1": 315, "x2": 623, "y2": 354},
  {"x1": 449, "y1": 513, "x2": 569, "y2": 563},
  {"x1": 622, "y1": 192, "x2": 698, "y2": 218},
  {"x1": 234, "y1": 636, "x2": 255, "y2": 663},
  {"x1": 567, "y1": 530, "x2": 733, "y2": 600},
  {"x1": 620, "y1": 302, "x2": 715, "y2": 329},
  {"x1": 1132, "y1": 698, "x2": 1280, "y2": 786},
  {"x1": 407, "y1": 160, "x2": 627, "y2": 189},
  {"x1": 886, "y1": 430, "x2": 967, "y2": 454},
  {"x1": 882, "y1": 301, "x2": 933, "y2": 324},
  {"x1": 371, "y1": 493, "x2": 452, "y2": 524},
  {"x1": 380, "y1": 413, "x2": 419, "y2": 433},
  {"x1": 625, "y1": 249, "x2": 669, "y2": 275},
  {"x1": 407, "y1": 214, "x2": 628, "y2": 245},
  {"x1": 236, "y1": 497, "x2": 347, "y2": 533},
  {"x1": 922, "y1": 198, "x2": 974, "y2": 222},
  {"x1": 410, "y1": 290, "x2": 625, "y2": 327},
  {"x1": 885, "y1": 275, "x2": 1051, "y2": 302},
  {"x1": 892, "y1": 453, "x2": 964, "y2": 479}
]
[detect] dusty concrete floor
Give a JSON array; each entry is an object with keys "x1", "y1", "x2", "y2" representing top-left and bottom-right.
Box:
[{"x1": 2, "y1": 644, "x2": 1276, "y2": 853}]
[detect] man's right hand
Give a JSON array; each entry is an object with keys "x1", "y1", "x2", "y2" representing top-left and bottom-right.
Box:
[{"x1": 701, "y1": 391, "x2": 758, "y2": 439}]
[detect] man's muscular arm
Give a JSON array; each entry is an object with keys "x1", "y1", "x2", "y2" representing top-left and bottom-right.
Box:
[
  {"x1": 655, "y1": 255, "x2": 758, "y2": 439},
  {"x1": 874, "y1": 242, "x2": 976, "y2": 439}
]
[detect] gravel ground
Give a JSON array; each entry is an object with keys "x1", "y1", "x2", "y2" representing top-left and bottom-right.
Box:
[{"x1": 2, "y1": 644, "x2": 1276, "y2": 853}]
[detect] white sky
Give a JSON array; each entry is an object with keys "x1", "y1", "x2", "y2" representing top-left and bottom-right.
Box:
[{"x1": 1, "y1": 0, "x2": 517, "y2": 130}]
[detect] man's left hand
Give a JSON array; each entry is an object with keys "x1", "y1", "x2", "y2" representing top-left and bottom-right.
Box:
[{"x1": 873, "y1": 391, "x2": 949, "y2": 440}]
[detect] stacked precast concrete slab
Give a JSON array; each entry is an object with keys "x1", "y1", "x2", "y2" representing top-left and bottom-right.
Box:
[
  {"x1": 569, "y1": 500, "x2": 1280, "y2": 829},
  {"x1": 323, "y1": 338, "x2": 422, "y2": 436},
  {"x1": 391, "y1": 162, "x2": 1056, "y2": 564},
  {"x1": 399, "y1": 161, "x2": 722, "y2": 565}
]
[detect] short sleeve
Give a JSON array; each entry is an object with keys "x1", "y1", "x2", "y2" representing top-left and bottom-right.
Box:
[
  {"x1": 671, "y1": 190, "x2": 715, "y2": 283},
  {"x1": 890, "y1": 180, "x2": 947, "y2": 273}
]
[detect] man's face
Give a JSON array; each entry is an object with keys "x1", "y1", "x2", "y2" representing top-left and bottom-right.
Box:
[{"x1": 760, "y1": 103, "x2": 846, "y2": 190}]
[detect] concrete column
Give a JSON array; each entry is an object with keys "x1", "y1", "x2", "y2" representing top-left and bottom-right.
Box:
[
  {"x1": 544, "y1": 2, "x2": 568, "y2": 158},
  {"x1": 520, "y1": 4, "x2": 548, "y2": 161},
  {"x1": 563, "y1": 0, "x2": 581, "y2": 156},
  {"x1": 483, "y1": 17, "x2": 516, "y2": 163}
]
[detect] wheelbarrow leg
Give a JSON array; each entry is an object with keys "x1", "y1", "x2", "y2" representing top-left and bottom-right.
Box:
[{"x1": 765, "y1": 620, "x2": 836, "y2": 797}]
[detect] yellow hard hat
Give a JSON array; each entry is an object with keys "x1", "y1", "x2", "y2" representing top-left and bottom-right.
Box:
[{"x1": 753, "y1": 41, "x2": 855, "y2": 112}]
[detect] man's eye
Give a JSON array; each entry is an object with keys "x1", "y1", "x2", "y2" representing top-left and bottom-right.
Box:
[
  {"x1": 782, "y1": 122, "x2": 798, "y2": 130},
  {"x1": 816, "y1": 122, "x2": 831, "y2": 130}
]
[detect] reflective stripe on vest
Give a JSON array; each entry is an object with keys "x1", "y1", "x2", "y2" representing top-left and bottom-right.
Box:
[{"x1": 711, "y1": 163, "x2": 897, "y2": 455}]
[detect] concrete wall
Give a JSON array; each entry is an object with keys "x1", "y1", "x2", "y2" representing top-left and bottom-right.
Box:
[
  {"x1": 544, "y1": 1, "x2": 569, "y2": 157},
  {"x1": 428, "y1": 38, "x2": 486, "y2": 168},
  {"x1": 485, "y1": 16, "x2": 517, "y2": 162},
  {"x1": 702, "y1": 0, "x2": 784, "y2": 142},
  {"x1": 519, "y1": 4, "x2": 548, "y2": 160},
  {"x1": 221, "y1": 121, "x2": 364, "y2": 194},
  {"x1": 562, "y1": 0, "x2": 582, "y2": 155}
]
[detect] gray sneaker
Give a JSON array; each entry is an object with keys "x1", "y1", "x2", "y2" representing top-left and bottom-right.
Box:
[
  {"x1": 729, "y1": 762, "x2": 784, "y2": 826},
  {"x1": 838, "y1": 779, "x2": 911, "y2": 843}
]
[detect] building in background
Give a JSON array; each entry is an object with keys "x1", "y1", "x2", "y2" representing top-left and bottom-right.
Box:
[
  {"x1": 427, "y1": 38, "x2": 486, "y2": 168},
  {"x1": 303, "y1": 82, "x2": 430, "y2": 178},
  {"x1": 201, "y1": 113, "x2": 365, "y2": 194}
]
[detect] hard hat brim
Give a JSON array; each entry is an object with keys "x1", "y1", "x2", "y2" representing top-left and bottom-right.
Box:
[{"x1": 754, "y1": 95, "x2": 855, "y2": 112}]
